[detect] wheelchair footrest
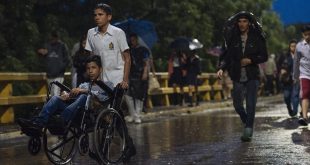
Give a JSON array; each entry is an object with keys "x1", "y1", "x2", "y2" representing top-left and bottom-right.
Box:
[{"x1": 21, "y1": 127, "x2": 42, "y2": 137}]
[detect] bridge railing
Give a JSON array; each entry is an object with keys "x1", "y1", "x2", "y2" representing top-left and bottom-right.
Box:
[{"x1": 0, "y1": 72, "x2": 230, "y2": 123}]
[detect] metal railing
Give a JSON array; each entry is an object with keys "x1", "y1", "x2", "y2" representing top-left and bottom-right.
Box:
[{"x1": 0, "y1": 72, "x2": 228, "y2": 123}]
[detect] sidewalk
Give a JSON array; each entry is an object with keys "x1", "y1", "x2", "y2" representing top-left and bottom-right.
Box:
[{"x1": 0, "y1": 94, "x2": 283, "y2": 140}]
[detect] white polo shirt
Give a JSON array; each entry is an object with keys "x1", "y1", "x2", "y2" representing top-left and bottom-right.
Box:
[{"x1": 85, "y1": 24, "x2": 129, "y2": 86}]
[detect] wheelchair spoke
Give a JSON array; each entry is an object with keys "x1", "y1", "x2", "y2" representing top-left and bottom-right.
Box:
[{"x1": 43, "y1": 127, "x2": 77, "y2": 165}]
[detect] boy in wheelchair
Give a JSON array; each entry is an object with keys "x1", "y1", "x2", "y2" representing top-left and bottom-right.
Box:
[
  {"x1": 18, "y1": 54, "x2": 137, "y2": 163},
  {"x1": 17, "y1": 55, "x2": 113, "y2": 132}
]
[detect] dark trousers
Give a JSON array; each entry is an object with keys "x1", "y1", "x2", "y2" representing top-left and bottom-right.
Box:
[
  {"x1": 265, "y1": 75, "x2": 274, "y2": 95},
  {"x1": 283, "y1": 83, "x2": 300, "y2": 115},
  {"x1": 232, "y1": 80, "x2": 259, "y2": 128}
]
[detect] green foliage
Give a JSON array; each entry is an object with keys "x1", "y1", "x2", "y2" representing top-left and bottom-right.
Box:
[{"x1": 0, "y1": 0, "x2": 300, "y2": 73}]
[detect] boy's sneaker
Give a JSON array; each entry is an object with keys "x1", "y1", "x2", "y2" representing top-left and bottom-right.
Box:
[
  {"x1": 17, "y1": 118, "x2": 43, "y2": 137},
  {"x1": 17, "y1": 118, "x2": 43, "y2": 130},
  {"x1": 298, "y1": 118, "x2": 308, "y2": 126}
]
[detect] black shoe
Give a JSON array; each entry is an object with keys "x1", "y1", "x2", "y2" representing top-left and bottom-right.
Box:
[
  {"x1": 17, "y1": 118, "x2": 43, "y2": 137},
  {"x1": 240, "y1": 127, "x2": 253, "y2": 142},
  {"x1": 298, "y1": 118, "x2": 308, "y2": 126},
  {"x1": 123, "y1": 145, "x2": 136, "y2": 163},
  {"x1": 287, "y1": 106, "x2": 294, "y2": 116},
  {"x1": 17, "y1": 118, "x2": 43, "y2": 130},
  {"x1": 290, "y1": 111, "x2": 298, "y2": 117}
]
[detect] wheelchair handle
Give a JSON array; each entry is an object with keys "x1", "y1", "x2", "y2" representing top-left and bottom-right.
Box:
[
  {"x1": 50, "y1": 81, "x2": 71, "y2": 92},
  {"x1": 93, "y1": 80, "x2": 114, "y2": 97}
]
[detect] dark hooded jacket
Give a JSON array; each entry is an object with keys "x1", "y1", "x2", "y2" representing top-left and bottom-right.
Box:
[
  {"x1": 44, "y1": 41, "x2": 70, "y2": 78},
  {"x1": 218, "y1": 28, "x2": 268, "y2": 81}
]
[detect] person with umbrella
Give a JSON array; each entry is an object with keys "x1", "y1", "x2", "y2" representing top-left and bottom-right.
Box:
[
  {"x1": 186, "y1": 48, "x2": 201, "y2": 107},
  {"x1": 124, "y1": 33, "x2": 150, "y2": 124},
  {"x1": 168, "y1": 47, "x2": 187, "y2": 106},
  {"x1": 217, "y1": 11, "x2": 268, "y2": 142}
]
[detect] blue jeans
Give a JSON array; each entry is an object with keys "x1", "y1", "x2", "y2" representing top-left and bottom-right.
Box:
[
  {"x1": 232, "y1": 80, "x2": 259, "y2": 128},
  {"x1": 283, "y1": 83, "x2": 300, "y2": 115},
  {"x1": 36, "y1": 94, "x2": 87, "y2": 125}
]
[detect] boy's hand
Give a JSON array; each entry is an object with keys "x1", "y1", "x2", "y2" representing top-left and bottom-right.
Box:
[
  {"x1": 60, "y1": 91, "x2": 70, "y2": 101},
  {"x1": 119, "y1": 81, "x2": 129, "y2": 89},
  {"x1": 70, "y1": 88, "x2": 81, "y2": 97}
]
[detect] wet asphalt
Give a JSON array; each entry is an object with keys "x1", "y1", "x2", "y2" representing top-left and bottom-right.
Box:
[{"x1": 0, "y1": 95, "x2": 310, "y2": 165}]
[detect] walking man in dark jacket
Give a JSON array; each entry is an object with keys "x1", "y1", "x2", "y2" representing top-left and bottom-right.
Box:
[
  {"x1": 37, "y1": 31, "x2": 70, "y2": 96},
  {"x1": 217, "y1": 11, "x2": 268, "y2": 142}
]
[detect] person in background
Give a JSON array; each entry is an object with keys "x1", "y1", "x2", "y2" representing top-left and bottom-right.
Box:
[
  {"x1": 124, "y1": 33, "x2": 149, "y2": 124},
  {"x1": 186, "y1": 50, "x2": 201, "y2": 106},
  {"x1": 168, "y1": 50, "x2": 187, "y2": 106},
  {"x1": 279, "y1": 39, "x2": 299, "y2": 117},
  {"x1": 73, "y1": 34, "x2": 90, "y2": 87},
  {"x1": 37, "y1": 31, "x2": 70, "y2": 96},
  {"x1": 294, "y1": 25, "x2": 310, "y2": 126},
  {"x1": 264, "y1": 54, "x2": 277, "y2": 96},
  {"x1": 71, "y1": 39, "x2": 80, "y2": 88},
  {"x1": 217, "y1": 12, "x2": 268, "y2": 142}
]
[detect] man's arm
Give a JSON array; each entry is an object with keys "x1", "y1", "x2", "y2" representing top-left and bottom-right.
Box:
[
  {"x1": 217, "y1": 46, "x2": 229, "y2": 79},
  {"x1": 120, "y1": 49, "x2": 131, "y2": 88},
  {"x1": 246, "y1": 37, "x2": 268, "y2": 65},
  {"x1": 142, "y1": 58, "x2": 150, "y2": 80}
]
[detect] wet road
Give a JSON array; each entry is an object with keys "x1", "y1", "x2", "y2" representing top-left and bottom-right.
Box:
[{"x1": 1, "y1": 99, "x2": 310, "y2": 164}]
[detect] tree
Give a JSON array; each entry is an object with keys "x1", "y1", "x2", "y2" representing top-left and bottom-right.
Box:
[{"x1": 0, "y1": 0, "x2": 295, "y2": 73}]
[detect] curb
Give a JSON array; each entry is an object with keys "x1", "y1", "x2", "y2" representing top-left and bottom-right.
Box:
[
  {"x1": 142, "y1": 94, "x2": 283, "y2": 119},
  {"x1": 0, "y1": 95, "x2": 283, "y2": 141}
]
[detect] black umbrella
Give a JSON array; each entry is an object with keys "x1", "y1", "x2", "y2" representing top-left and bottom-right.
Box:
[{"x1": 170, "y1": 37, "x2": 203, "y2": 52}]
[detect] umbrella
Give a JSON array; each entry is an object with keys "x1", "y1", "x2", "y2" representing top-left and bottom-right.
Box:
[
  {"x1": 207, "y1": 46, "x2": 224, "y2": 57},
  {"x1": 170, "y1": 37, "x2": 203, "y2": 52},
  {"x1": 223, "y1": 11, "x2": 266, "y2": 47},
  {"x1": 113, "y1": 18, "x2": 158, "y2": 49}
]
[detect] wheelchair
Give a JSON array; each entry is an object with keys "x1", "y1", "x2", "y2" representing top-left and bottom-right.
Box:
[{"x1": 18, "y1": 80, "x2": 129, "y2": 165}]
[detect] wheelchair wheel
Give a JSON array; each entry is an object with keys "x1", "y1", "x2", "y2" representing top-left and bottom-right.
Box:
[
  {"x1": 43, "y1": 127, "x2": 77, "y2": 165},
  {"x1": 94, "y1": 108, "x2": 127, "y2": 164},
  {"x1": 78, "y1": 134, "x2": 89, "y2": 156},
  {"x1": 28, "y1": 136, "x2": 41, "y2": 155}
]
